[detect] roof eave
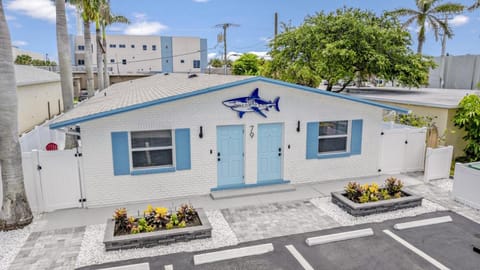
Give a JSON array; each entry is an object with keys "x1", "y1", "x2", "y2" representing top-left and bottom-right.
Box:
[{"x1": 50, "y1": 76, "x2": 410, "y2": 129}]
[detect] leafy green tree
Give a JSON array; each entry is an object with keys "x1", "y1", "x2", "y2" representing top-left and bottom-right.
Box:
[
  {"x1": 453, "y1": 94, "x2": 480, "y2": 162},
  {"x1": 232, "y1": 53, "x2": 261, "y2": 75},
  {"x1": 387, "y1": 0, "x2": 464, "y2": 54},
  {"x1": 209, "y1": 58, "x2": 223, "y2": 68},
  {"x1": 14, "y1": 54, "x2": 32, "y2": 65},
  {"x1": 265, "y1": 8, "x2": 436, "y2": 91}
]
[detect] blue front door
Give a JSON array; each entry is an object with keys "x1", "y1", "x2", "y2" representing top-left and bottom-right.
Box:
[
  {"x1": 217, "y1": 125, "x2": 244, "y2": 187},
  {"x1": 258, "y1": 123, "x2": 283, "y2": 182}
]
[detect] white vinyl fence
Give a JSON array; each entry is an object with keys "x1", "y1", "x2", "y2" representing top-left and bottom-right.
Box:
[
  {"x1": 19, "y1": 119, "x2": 65, "y2": 152},
  {"x1": 424, "y1": 146, "x2": 454, "y2": 182},
  {"x1": 378, "y1": 123, "x2": 427, "y2": 174},
  {"x1": 0, "y1": 149, "x2": 85, "y2": 213}
]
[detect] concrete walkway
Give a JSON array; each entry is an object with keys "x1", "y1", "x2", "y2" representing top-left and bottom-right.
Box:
[
  {"x1": 32, "y1": 172, "x2": 425, "y2": 232},
  {"x1": 7, "y1": 172, "x2": 480, "y2": 270}
]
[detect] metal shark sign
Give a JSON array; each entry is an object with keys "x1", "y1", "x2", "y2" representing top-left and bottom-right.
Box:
[{"x1": 222, "y1": 88, "x2": 280, "y2": 118}]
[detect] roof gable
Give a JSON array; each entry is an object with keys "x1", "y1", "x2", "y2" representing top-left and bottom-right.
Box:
[{"x1": 50, "y1": 75, "x2": 409, "y2": 129}]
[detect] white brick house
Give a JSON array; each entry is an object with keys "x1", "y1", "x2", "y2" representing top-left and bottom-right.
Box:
[{"x1": 50, "y1": 74, "x2": 408, "y2": 207}]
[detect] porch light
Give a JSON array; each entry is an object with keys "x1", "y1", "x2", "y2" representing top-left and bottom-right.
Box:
[
  {"x1": 199, "y1": 126, "x2": 203, "y2": 139},
  {"x1": 297, "y1": 121, "x2": 301, "y2": 132}
]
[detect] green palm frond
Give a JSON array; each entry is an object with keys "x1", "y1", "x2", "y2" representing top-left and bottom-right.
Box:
[
  {"x1": 468, "y1": 0, "x2": 480, "y2": 11},
  {"x1": 432, "y1": 3, "x2": 465, "y2": 14}
]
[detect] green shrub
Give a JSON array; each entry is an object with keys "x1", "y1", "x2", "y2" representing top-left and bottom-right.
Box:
[{"x1": 453, "y1": 94, "x2": 480, "y2": 162}]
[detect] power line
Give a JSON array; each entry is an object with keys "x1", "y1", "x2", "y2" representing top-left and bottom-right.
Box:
[{"x1": 215, "y1": 23, "x2": 239, "y2": 75}]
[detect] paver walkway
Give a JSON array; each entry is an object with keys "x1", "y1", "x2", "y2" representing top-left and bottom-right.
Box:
[
  {"x1": 8, "y1": 226, "x2": 85, "y2": 270},
  {"x1": 221, "y1": 200, "x2": 339, "y2": 242}
]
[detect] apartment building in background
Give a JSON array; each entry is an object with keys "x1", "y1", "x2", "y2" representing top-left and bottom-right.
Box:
[{"x1": 70, "y1": 35, "x2": 208, "y2": 75}]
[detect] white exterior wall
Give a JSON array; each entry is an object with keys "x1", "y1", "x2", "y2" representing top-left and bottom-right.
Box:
[
  {"x1": 73, "y1": 35, "x2": 205, "y2": 75},
  {"x1": 80, "y1": 81, "x2": 383, "y2": 207},
  {"x1": 172, "y1": 37, "x2": 201, "y2": 73},
  {"x1": 17, "y1": 82, "x2": 63, "y2": 133}
]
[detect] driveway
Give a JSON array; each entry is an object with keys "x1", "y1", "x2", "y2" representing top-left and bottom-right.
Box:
[{"x1": 78, "y1": 211, "x2": 480, "y2": 270}]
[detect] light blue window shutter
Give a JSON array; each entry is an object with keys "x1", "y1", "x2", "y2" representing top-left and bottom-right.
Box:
[
  {"x1": 175, "y1": 129, "x2": 191, "y2": 170},
  {"x1": 306, "y1": 122, "x2": 319, "y2": 159},
  {"x1": 350, "y1": 119, "x2": 363, "y2": 155},
  {"x1": 111, "y1": 132, "x2": 130, "y2": 175}
]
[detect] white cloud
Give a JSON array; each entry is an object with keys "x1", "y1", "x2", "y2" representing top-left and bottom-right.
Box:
[
  {"x1": 12, "y1": 40, "x2": 28, "y2": 47},
  {"x1": 193, "y1": 0, "x2": 209, "y2": 2},
  {"x1": 208, "y1": 52, "x2": 217, "y2": 60},
  {"x1": 248, "y1": 51, "x2": 271, "y2": 60},
  {"x1": 124, "y1": 12, "x2": 167, "y2": 35},
  {"x1": 5, "y1": 15, "x2": 16, "y2": 20},
  {"x1": 449, "y1": 15, "x2": 469, "y2": 27},
  {"x1": 124, "y1": 21, "x2": 167, "y2": 35},
  {"x1": 7, "y1": 0, "x2": 56, "y2": 23}
]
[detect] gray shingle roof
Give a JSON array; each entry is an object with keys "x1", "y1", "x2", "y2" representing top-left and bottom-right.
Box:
[
  {"x1": 15, "y1": 65, "x2": 60, "y2": 86},
  {"x1": 51, "y1": 73, "x2": 253, "y2": 127}
]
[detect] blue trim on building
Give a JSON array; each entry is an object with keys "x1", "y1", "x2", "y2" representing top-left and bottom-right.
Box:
[
  {"x1": 131, "y1": 167, "x2": 176, "y2": 175},
  {"x1": 210, "y1": 179, "x2": 290, "y2": 191},
  {"x1": 160, "y1": 36, "x2": 173, "y2": 73},
  {"x1": 111, "y1": 132, "x2": 130, "y2": 175},
  {"x1": 350, "y1": 119, "x2": 363, "y2": 155},
  {"x1": 306, "y1": 122, "x2": 319, "y2": 159},
  {"x1": 316, "y1": 152, "x2": 352, "y2": 159},
  {"x1": 200, "y1": 38, "x2": 208, "y2": 72},
  {"x1": 175, "y1": 128, "x2": 191, "y2": 170},
  {"x1": 50, "y1": 77, "x2": 409, "y2": 129}
]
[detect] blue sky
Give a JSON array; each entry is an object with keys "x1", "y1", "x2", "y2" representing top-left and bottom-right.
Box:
[{"x1": 4, "y1": 0, "x2": 480, "y2": 61}]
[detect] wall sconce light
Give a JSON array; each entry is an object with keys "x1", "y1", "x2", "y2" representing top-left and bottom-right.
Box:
[
  {"x1": 296, "y1": 121, "x2": 301, "y2": 133},
  {"x1": 199, "y1": 126, "x2": 203, "y2": 139}
]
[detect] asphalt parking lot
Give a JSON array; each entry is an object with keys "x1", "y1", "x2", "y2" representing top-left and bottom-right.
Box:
[{"x1": 80, "y1": 211, "x2": 480, "y2": 270}]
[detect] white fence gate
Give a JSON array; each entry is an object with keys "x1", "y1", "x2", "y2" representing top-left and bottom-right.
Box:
[
  {"x1": 1, "y1": 149, "x2": 85, "y2": 213},
  {"x1": 378, "y1": 123, "x2": 427, "y2": 174}
]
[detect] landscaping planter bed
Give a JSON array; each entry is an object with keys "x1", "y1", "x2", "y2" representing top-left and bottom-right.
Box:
[
  {"x1": 331, "y1": 190, "x2": 422, "y2": 217},
  {"x1": 103, "y1": 208, "x2": 212, "y2": 251}
]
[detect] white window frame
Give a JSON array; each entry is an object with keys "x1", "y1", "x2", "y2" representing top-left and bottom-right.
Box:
[
  {"x1": 129, "y1": 130, "x2": 175, "y2": 170},
  {"x1": 317, "y1": 120, "x2": 351, "y2": 155}
]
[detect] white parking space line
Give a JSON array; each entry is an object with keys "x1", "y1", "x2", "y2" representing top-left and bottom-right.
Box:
[
  {"x1": 306, "y1": 228, "x2": 374, "y2": 246},
  {"x1": 164, "y1": 264, "x2": 173, "y2": 270},
  {"x1": 98, "y1": 262, "x2": 150, "y2": 270},
  {"x1": 285, "y1": 245, "x2": 314, "y2": 270},
  {"x1": 383, "y1": 230, "x2": 450, "y2": 270},
  {"x1": 394, "y1": 216, "x2": 452, "y2": 230},
  {"x1": 193, "y1": 243, "x2": 274, "y2": 265}
]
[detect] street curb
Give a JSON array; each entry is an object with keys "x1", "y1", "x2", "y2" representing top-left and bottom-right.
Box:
[
  {"x1": 393, "y1": 216, "x2": 452, "y2": 230},
  {"x1": 193, "y1": 243, "x2": 274, "y2": 265},
  {"x1": 305, "y1": 228, "x2": 374, "y2": 246}
]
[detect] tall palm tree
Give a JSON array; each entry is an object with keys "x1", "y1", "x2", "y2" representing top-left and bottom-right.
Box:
[
  {"x1": 387, "y1": 0, "x2": 464, "y2": 54},
  {"x1": 469, "y1": 0, "x2": 480, "y2": 10},
  {"x1": 95, "y1": 1, "x2": 104, "y2": 91},
  {"x1": 0, "y1": 0, "x2": 33, "y2": 231},
  {"x1": 100, "y1": 0, "x2": 129, "y2": 88},
  {"x1": 72, "y1": 0, "x2": 99, "y2": 97},
  {"x1": 55, "y1": 0, "x2": 74, "y2": 112}
]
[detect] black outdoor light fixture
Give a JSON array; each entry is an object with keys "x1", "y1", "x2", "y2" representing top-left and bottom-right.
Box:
[
  {"x1": 296, "y1": 121, "x2": 301, "y2": 133},
  {"x1": 199, "y1": 126, "x2": 203, "y2": 139}
]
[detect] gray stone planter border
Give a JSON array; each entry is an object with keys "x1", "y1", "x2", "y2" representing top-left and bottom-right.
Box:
[
  {"x1": 331, "y1": 189, "x2": 423, "y2": 217},
  {"x1": 103, "y1": 208, "x2": 212, "y2": 251}
]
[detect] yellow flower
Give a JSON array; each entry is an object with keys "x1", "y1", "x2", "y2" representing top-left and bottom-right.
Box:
[
  {"x1": 144, "y1": 204, "x2": 154, "y2": 215},
  {"x1": 361, "y1": 184, "x2": 369, "y2": 191},
  {"x1": 155, "y1": 207, "x2": 168, "y2": 217}
]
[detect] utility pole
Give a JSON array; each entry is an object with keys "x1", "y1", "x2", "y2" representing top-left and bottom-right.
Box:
[
  {"x1": 440, "y1": 15, "x2": 453, "y2": 88},
  {"x1": 215, "y1": 23, "x2": 239, "y2": 75},
  {"x1": 274, "y1": 12, "x2": 278, "y2": 49}
]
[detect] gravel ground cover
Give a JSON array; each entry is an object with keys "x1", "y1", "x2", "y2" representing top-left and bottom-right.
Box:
[
  {"x1": 75, "y1": 210, "x2": 238, "y2": 268},
  {"x1": 0, "y1": 215, "x2": 42, "y2": 270},
  {"x1": 310, "y1": 197, "x2": 447, "y2": 226}
]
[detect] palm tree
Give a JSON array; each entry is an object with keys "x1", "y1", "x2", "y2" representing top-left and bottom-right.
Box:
[
  {"x1": 469, "y1": 0, "x2": 480, "y2": 10},
  {"x1": 0, "y1": 0, "x2": 33, "y2": 231},
  {"x1": 387, "y1": 0, "x2": 464, "y2": 54},
  {"x1": 55, "y1": 0, "x2": 74, "y2": 112},
  {"x1": 95, "y1": 1, "x2": 104, "y2": 91},
  {"x1": 72, "y1": 0, "x2": 99, "y2": 97},
  {"x1": 100, "y1": 0, "x2": 129, "y2": 88}
]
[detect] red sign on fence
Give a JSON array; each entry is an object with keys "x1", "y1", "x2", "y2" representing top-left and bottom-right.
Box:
[{"x1": 45, "y1": 143, "x2": 58, "y2": 151}]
